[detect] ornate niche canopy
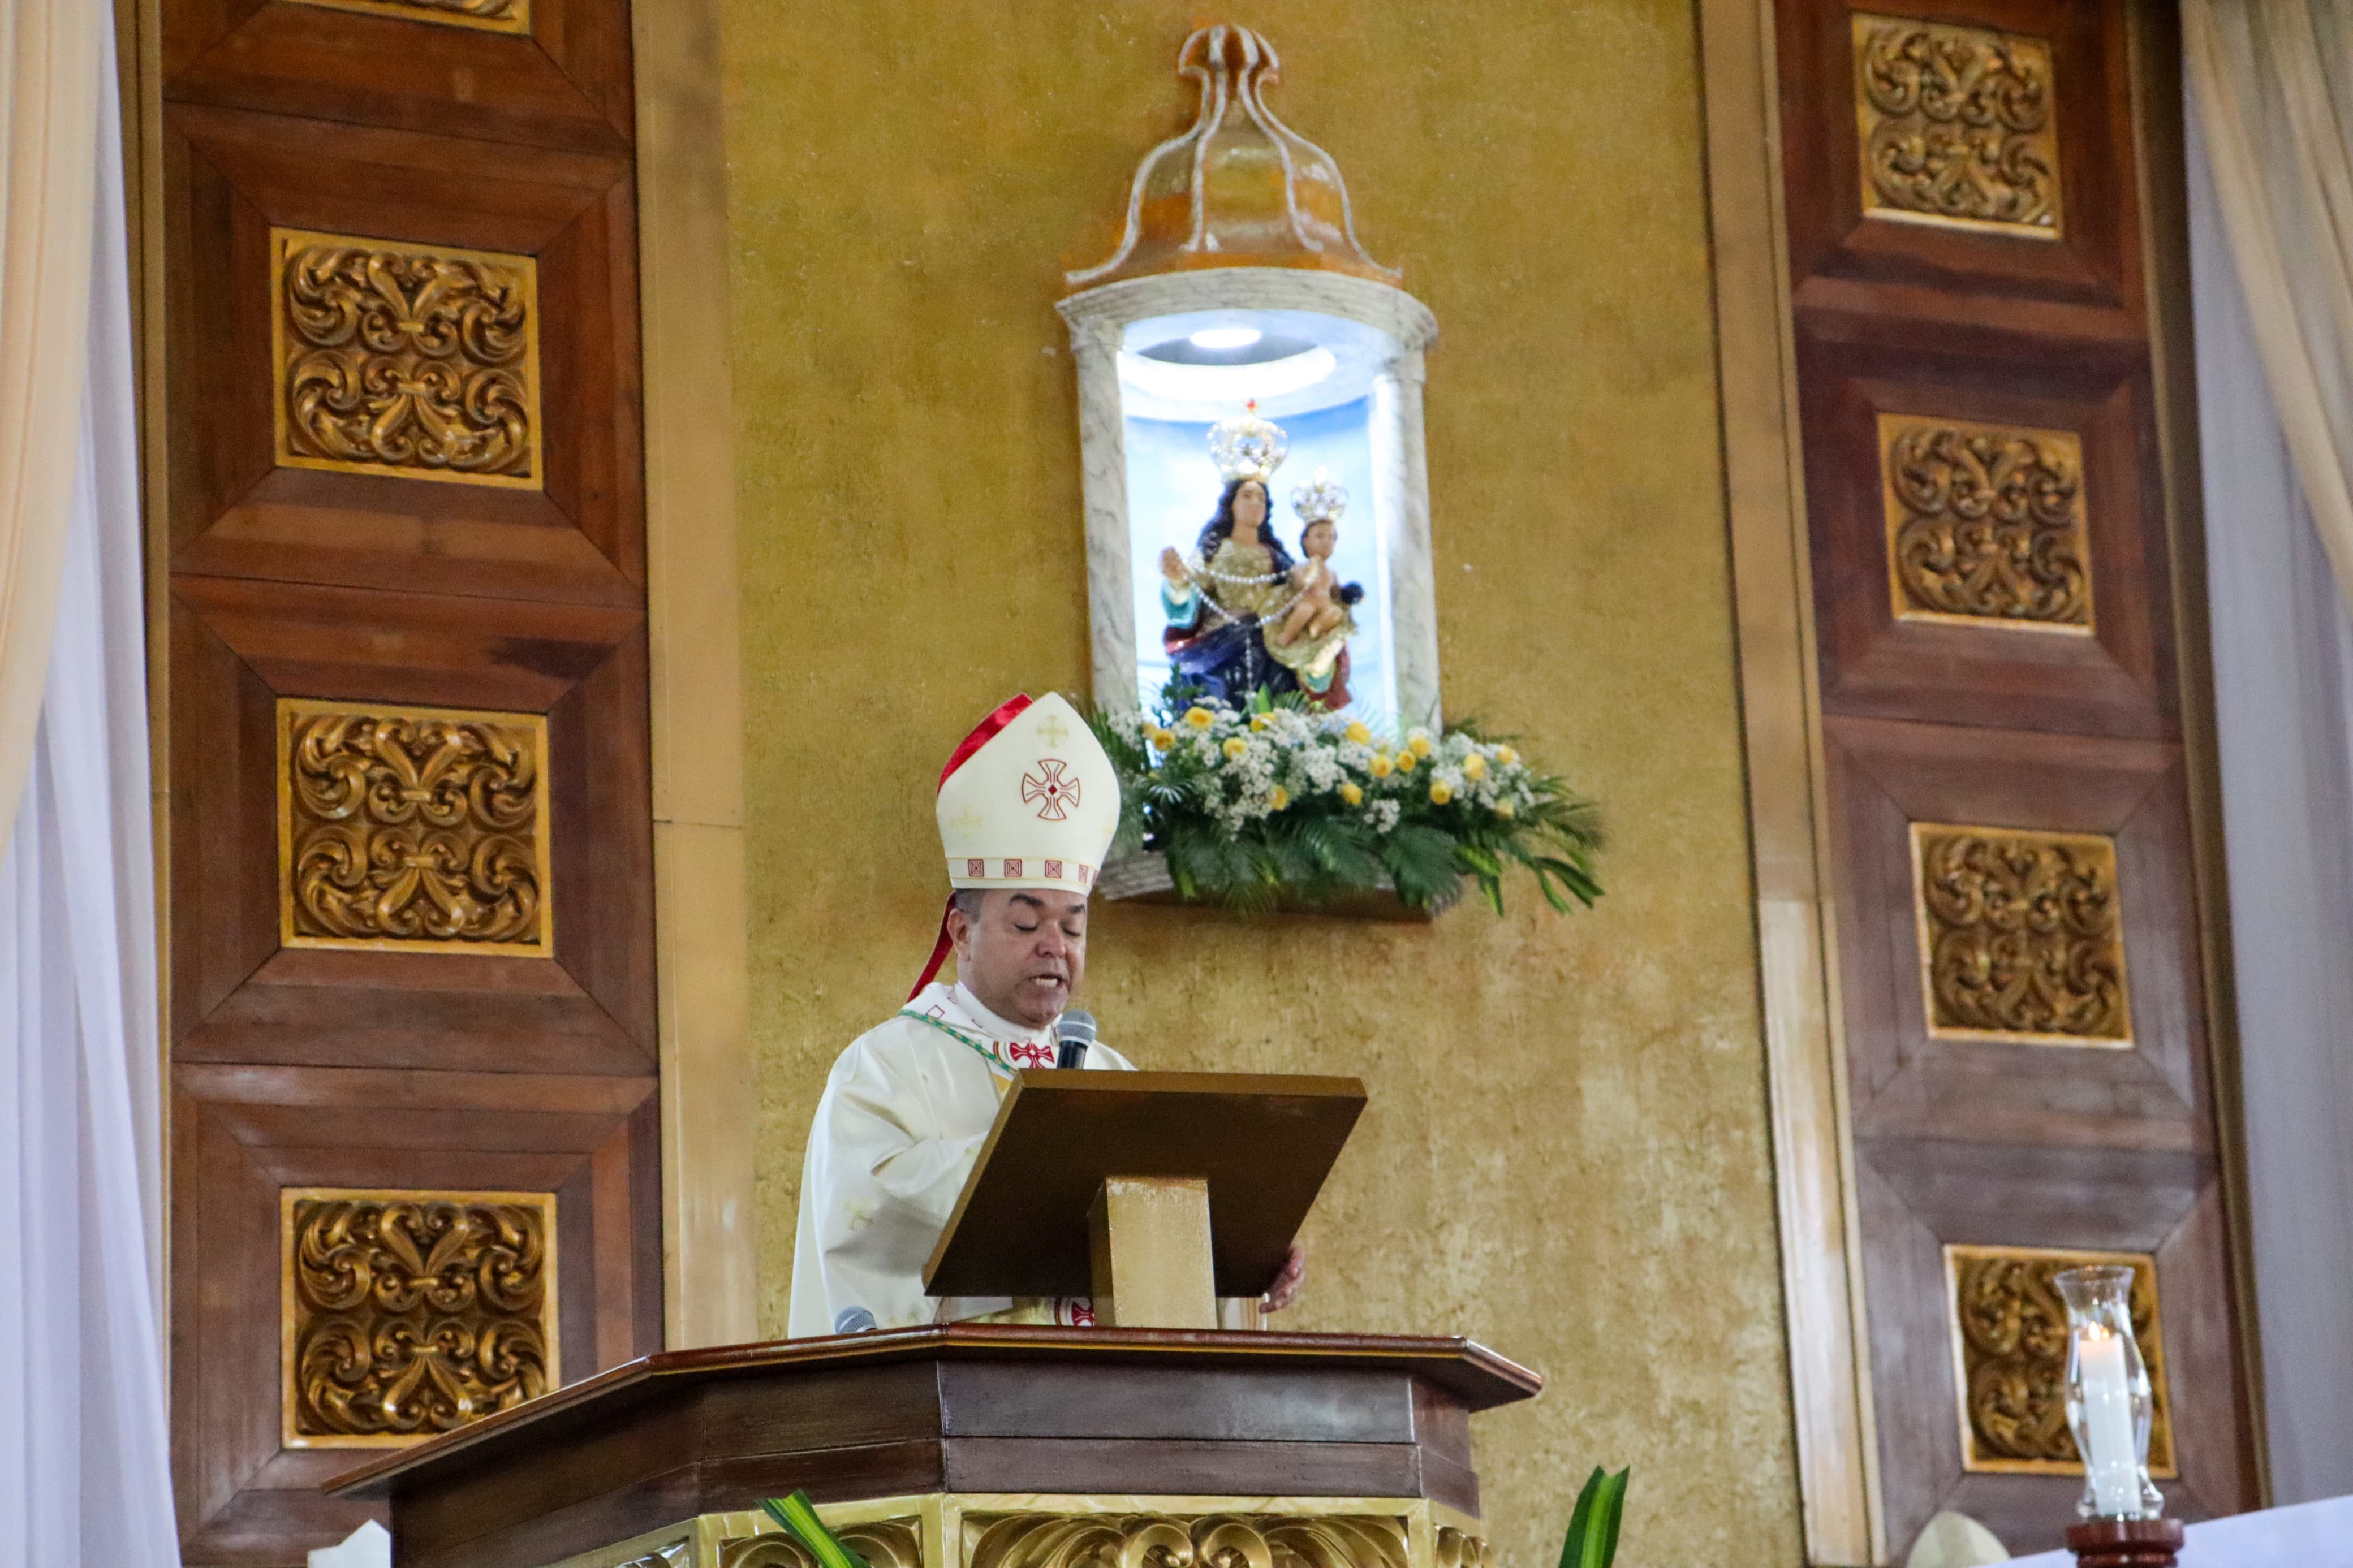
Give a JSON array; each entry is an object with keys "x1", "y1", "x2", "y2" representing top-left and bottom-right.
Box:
[{"x1": 1060, "y1": 25, "x2": 1441, "y2": 733}]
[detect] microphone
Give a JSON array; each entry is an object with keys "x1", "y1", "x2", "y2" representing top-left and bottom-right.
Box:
[{"x1": 1054, "y1": 1009, "x2": 1096, "y2": 1070}]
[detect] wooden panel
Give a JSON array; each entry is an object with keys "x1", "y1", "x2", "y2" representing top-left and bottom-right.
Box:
[
  {"x1": 1825, "y1": 716, "x2": 2210, "y2": 1146},
  {"x1": 162, "y1": 0, "x2": 632, "y2": 154},
  {"x1": 932, "y1": 1362, "x2": 1416, "y2": 1444},
  {"x1": 170, "y1": 1069, "x2": 656, "y2": 1560},
  {"x1": 159, "y1": 0, "x2": 658, "y2": 1554},
  {"x1": 1777, "y1": 0, "x2": 2140, "y2": 312},
  {"x1": 168, "y1": 589, "x2": 655, "y2": 1077},
  {"x1": 162, "y1": 103, "x2": 642, "y2": 607},
  {"x1": 1773, "y1": 0, "x2": 2257, "y2": 1556},
  {"x1": 1798, "y1": 334, "x2": 2175, "y2": 738}
]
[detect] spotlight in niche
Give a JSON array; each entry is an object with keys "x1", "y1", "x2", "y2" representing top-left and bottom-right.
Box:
[
  {"x1": 1188, "y1": 326, "x2": 1262, "y2": 352},
  {"x1": 1118, "y1": 346, "x2": 1337, "y2": 404}
]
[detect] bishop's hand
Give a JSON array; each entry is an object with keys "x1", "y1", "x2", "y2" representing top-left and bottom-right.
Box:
[{"x1": 1260, "y1": 1242, "x2": 1306, "y2": 1314}]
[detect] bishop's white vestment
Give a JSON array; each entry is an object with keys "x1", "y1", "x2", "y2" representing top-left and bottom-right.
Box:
[{"x1": 788, "y1": 980, "x2": 1135, "y2": 1337}]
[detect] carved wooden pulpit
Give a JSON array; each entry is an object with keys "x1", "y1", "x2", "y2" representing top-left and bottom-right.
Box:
[
  {"x1": 330, "y1": 1327, "x2": 1540, "y2": 1568},
  {"x1": 331, "y1": 1074, "x2": 1542, "y2": 1568}
]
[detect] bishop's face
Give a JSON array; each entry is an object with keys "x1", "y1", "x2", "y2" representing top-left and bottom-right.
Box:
[{"x1": 950, "y1": 888, "x2": 1089, "y2": 1030}]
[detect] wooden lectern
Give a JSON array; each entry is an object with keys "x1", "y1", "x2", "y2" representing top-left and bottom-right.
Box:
[
  {"x1": 925, "y1": 1070, "x2": 1367, "y2": 1327},
  {"x1": 331, "y1": 1072, "x2": 1541, "y2": 1568}
]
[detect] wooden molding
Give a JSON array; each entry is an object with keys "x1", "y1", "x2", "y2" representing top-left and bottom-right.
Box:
[{"x1": 632, "y1": 0, "x2": 757, "y2": 1350}]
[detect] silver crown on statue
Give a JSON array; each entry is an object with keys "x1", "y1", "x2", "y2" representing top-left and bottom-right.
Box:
[
  {"x1": 1208, "y1": 401, "x2": 1288, "y2": 485},
  {"x1": 1291, "y1": 466, "x2": 1347, "y2": 526}
]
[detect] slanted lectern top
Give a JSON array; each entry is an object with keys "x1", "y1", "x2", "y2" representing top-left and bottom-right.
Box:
[{"x1": 923, "y1": 1069, "x2": 1365, "y2": 1323}]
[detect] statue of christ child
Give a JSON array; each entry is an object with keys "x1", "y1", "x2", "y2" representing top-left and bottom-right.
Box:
[
  {"x1": 1261, "y1": 468, "x2": 1360, "y2": 711},
  {"x1": 1278, "y1": 516, "x2": 1347, "y2": 646}
]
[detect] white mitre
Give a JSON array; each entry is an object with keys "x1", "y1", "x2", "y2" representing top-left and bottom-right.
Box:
[{"x1": 934, "y1": 692, "x2": 1119, "y2": 894}]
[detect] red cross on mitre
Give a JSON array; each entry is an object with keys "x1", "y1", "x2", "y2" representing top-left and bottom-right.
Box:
[{"x1": 1022, "y1": 758, "x2": 1080, "y2": 821}]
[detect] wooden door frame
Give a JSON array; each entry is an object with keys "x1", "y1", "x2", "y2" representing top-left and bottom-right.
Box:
[{"x1": 1695, "y1": 1, "x2": 2265, "y2": 1561}]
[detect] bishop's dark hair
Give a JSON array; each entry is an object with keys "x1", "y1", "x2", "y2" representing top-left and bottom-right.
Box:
[{"x1": 1193, "y1": 477, "x2": 1297, "y2": 576}]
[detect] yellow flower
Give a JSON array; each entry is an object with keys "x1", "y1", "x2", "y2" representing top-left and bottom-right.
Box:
[
  {"x1": 1395, "y1": 749, "x2": 1419, "y2": 772},
  {"x1": 1250, "y1": 713, "x2": 1272, "y2": 732},
  {"x1": 1339, "y1": 781, "x2": 1364, "y2": 806},
  {"x1": 1344, "y1": 720, "x2": 1372, "y2": 745},
  {"x1": 1368, "y1": 754, "x2": 1394, "y2": 779},
  {"x1": 1149, "y1": 727, "x2": 1175, "y2": 751},
  {"x1": 1407, "y1": 732, "x2": 1433, "y2": 759},
  {"x1": 1496, "y1": 745, "x2": 1518, "y2": 766},
  {"x1": 1269, "y1": 787, "x2": 1290, "y2": 810},
  {"x1": 1222, "y1": 737, "x2": 1249, "y2": 760},
  {"x1": 1496, "y1": 799, "x2": 1516, "y2": 819},
  {"x1": 1463, "y1": 753, "x2": 1487, "y2": 780},
  {"x1": 1184, "y1": 706, "x2": 1216, "y2": 730},
  {"x1": 1429, "y1": 781, "x2": 1453, "y2": 805}
]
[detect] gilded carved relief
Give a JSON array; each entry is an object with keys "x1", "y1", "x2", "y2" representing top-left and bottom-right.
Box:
[
  {"x1": 277, "y1": 698, "x2": 553, "y2": 956},
  {"x1": 1911, "y1": 824, "x2": 2131, "y2": 1046},
  {"x1": 698, "y1": 1504, "x2": 1483, "y2": 1568},
  {"x1": 719, "y1": 1521, "x2": 923, "y2": 1568},
  {"x1": 1432, "y1": 1529, "x2": 1492, "y2": 1568},
  {"x1": 964, "y1": 1515, "x2": 1412, "y2": 1568},
  {"x1": 1879, "y1": 414, "x2": 2093, "y2": 633},
  {"x1": 1852, "y1": 14, "x2": 2062, "y2": 237},
  {"x1": 281, "y1": 1189, "x2": 558, "y2": 1448},
  {"x1": 1945, "y1": 1245, "x2": 2174, "y2": 1476},
  {"x1": 286, "y1": 0, "x2": 530, "y2": 32},
  {"x1": 270, "y1": 227, "x2": 542, "y2": 487}
]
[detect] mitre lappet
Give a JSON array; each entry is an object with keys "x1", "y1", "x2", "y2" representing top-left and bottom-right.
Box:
[{"x1": 909, "y1": 692, "x2": 1122, "y2": 995}]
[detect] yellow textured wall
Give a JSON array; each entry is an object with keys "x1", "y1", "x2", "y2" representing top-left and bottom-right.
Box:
[{"x1": 721, "y1": 6, "x2": 1800, "y2": 1565}]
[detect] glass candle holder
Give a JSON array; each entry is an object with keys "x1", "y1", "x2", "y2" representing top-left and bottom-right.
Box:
[{"x1": 2055, "y1": 1265, "x2": 2162, "y2": 1520}]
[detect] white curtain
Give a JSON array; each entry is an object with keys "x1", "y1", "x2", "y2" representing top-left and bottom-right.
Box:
[
  {"x1": 2184, "y1": 0, "x2": 2353, "y2": 614},
  {"x1": 0, "y1": 6, "x2": 178, "y2": 1561},
  {"x1": 2187, "y1": 93, "x2": 2353, "y2": 1505}
]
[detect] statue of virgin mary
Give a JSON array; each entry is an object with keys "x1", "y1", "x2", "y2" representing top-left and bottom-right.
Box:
[{"x1": 1156, "y1": 409, "x2": 1357, "y2": 709}]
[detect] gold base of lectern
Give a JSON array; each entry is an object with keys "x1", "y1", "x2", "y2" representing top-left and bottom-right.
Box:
[{"x1": 556, "y1": 1492, "x2": 1496, "y2": 1568}]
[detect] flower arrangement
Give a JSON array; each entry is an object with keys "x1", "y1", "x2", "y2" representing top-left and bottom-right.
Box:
[{"x1": 1091, "y1": 693, "x2": 1601, "y2": 915}]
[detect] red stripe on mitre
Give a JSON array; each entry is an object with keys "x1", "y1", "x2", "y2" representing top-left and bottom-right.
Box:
[{"x1": 938, "y1": 694, "x2": 1034, "y2": 790}]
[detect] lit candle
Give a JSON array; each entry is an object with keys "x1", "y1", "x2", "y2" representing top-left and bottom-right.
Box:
[{"x1": 2076, "y1": 1324, "x2": 2142, "y2": 1516}]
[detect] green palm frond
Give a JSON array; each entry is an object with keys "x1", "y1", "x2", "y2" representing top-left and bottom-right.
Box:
[
  {"x1": 1557, "y1": 1467, "x2": 1628, "y2": 1568},
  {"x1": 761, "y1": 1493, "x2": 872, "y2": 1568}
]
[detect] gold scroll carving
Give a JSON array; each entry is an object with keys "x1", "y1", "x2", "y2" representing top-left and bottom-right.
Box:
[
  {"x1": 964, "y1": 1514, "x2": 1411, "y2": 1568},
  {"x1": 1945, "y1": 1244, "x2": 2175, "y2": 1476},
  {"x1": 719, "y1": 1520, "x2": 923, "y2": 1568},
  {"x1": 277, "y1": 698, "x2": 553, "y2": 956},
  {"x1": 1852, "y1": 14, "x2": 2062, "y2": 238},
  {"x1": 286, "y1": 0, "x2": 530, "y2": 33},
  {"x1": 1911, "y1": 824, "x2": 2131, "y2": 1046},
  {"x1": 270, "y1": 227, "x2": 542, "y2": 486},
  {"x1": 1432, "y1": 1528, "x2": 1493, "y2": 1568},
  {"x1": 281, "y1": 1188, "x2": 558, "y2": 1448},
  {"x1": 1879, "y1": 414, "x2": 2093, "y2": 633}
]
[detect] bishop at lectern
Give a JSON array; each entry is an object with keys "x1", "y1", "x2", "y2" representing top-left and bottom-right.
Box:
[{"x1": 788, "y1": 692, "x2": 1304, "y2": 1337}]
